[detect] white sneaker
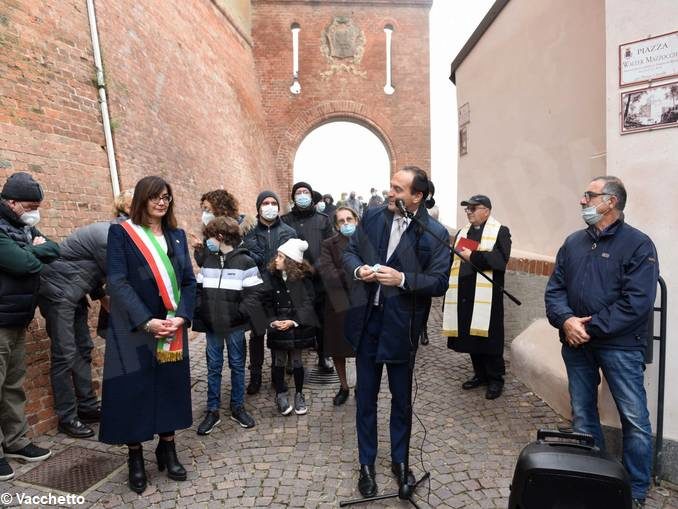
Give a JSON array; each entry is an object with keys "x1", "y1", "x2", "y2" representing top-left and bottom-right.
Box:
[
  {"x1": 276, "y1": 392, "x2": 293, "y2": 416},
  {"x1": 294, "y1": 392, "x2": 307, "y2": 415}
]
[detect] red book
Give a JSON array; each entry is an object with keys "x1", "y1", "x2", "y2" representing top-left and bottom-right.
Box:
[{"x1": 456, "y1": 237, "x2": 480, "y2": 251}]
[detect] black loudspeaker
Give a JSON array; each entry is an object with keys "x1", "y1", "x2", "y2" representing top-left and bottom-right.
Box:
[{"x1": 508, "y1": 429, "x2": 632, "y2": 509}]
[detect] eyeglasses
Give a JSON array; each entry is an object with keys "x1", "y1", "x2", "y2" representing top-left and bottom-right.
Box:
[
  {"x1": 464, "y1": 206, "x2": 487, "y2": 213},
  {"x1": 582, "y1": 191, "x2": 609, "y2": 202},
  {"x1": 150, "y1": 194, "x2": 173, "y2": 204}
]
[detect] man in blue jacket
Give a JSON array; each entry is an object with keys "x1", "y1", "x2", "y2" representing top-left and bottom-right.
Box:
[
  {"x1": 343, "y1": 167, "x2": 451, "y2": 498},
  {"x1": 545, "y1": 176, "x2": 658, "y2": 509}
]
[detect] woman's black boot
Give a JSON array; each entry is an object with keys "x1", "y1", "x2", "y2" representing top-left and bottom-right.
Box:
[
  {"x1": 155, "y1": 439, "x2": 187, "y2": 481},
  {"x1": 127, "y1": 446, "x2": 147, "y2": 494}
]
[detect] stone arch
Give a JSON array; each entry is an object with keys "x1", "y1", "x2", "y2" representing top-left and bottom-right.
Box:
[{"x1": 275, "y1": 100, "x2": 397, "y2": 198}]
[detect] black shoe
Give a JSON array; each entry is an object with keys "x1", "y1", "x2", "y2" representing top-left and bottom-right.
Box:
[
  {"x1": 197, "y1": 411, "x2": 221, "y2": 435},
  {"x1": 391, "y1": 461, "x2": 416, "y2": 489},
  {"x1": 420, "y1": 330, "x2": 429, "y2": 345},
  {"x1": 333, "y1": 387, "x2": 349, "y2": 406},
  {"x1": 358, "y1": 464, "x2": 377, "y2": 498},
  {"x1": 318, "y1": 357, "x2": 334, "y2": 374},
  {"x1": 155, "y1": 439, "x2": 187, "y2": 481},
  {"x1": 5, "y1": 443, "x2": 51, "y2": 462},
  {"x1": 461, "y1": 376, "x2": 487, "y2": 390},
  {"x1": 230, "y1": 406, "x2": 255, "y2": 428},
  {"x1": 58, "y1": 418, "x2": 95, "y2": 438},
  {"x1": 485, "y1": 384, "x2": 503, "y2": 400},
  {"x1": 0, "y1": 458, "x2": 14, "y2": 481},
  {"x1": 246, "y1": 372, "x2": 262, "y2": 395},
  {"x1": 77, "y1": 406, "x2": 101, "y2": 424},
  {"x1": 127, "y1": 446, "x2": 147, "y2": 494}
]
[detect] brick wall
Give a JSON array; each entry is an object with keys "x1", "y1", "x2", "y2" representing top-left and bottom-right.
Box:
[
  {"x1": 0, "y1": 0, "x2": 274, "y2": 435},
  {"x1": 251, "y1": 0, "x2": 433, "y2": 195}
]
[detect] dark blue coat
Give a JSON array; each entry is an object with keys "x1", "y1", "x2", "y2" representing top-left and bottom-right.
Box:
[
  {"x1": 343, "y1": 205, "x2": 451, "y2": 363},
  {"x1": 545, "y1": 219, "x2": 659, "y2": 351},
  {"x1": 99, "y1": 224, "x2": 196, "y2": 445}
]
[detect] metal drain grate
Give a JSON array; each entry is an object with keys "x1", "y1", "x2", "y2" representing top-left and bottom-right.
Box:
[
  {"x1": 19, "y1": 446, "x2": 125, "y2": 494},
  {"x1": 305, "y1": 366, "x2": 340, "y2": 386}
]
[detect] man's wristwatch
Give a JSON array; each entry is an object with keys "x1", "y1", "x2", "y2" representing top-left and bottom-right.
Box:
[{"x1": 143, "y1": 320, "x2": 152, "y2": 333}]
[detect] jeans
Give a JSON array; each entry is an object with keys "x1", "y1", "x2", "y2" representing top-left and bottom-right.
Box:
[
  {"x1": 562, "y1": 345, "x2": 652, "y2": 500},
  {"x1": 39, "y1": 297, "x2": 98, "y2": 422},
  {"x1": 206, "y1": 329, "x2": 246, "y2": 411}
]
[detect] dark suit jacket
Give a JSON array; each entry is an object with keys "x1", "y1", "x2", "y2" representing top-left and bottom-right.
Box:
[
  {"x1": 343, "y1": 205, "x2": 451, "y2": 363},
  {"x1": 99, "y1": 223, "x2": 196, "y2": 445}
]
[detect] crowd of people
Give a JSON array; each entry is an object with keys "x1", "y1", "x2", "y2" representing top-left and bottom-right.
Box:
[{"x1": 0, "y1": 169, "x2": 658, "y2": 508}]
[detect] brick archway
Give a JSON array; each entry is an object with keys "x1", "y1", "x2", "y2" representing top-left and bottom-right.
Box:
[
  {"x1": 252, "y1": 0, "x2": 432, "y2": 200},
  {"x1": 275, "y1": 100, "x2": 397, "y2": 198}
]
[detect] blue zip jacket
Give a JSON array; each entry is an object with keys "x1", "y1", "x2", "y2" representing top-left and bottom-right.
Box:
[{"x1": 545, "y1": 219, "x2": 659, "y2": 350}]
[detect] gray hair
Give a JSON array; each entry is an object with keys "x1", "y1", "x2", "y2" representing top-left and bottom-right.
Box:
[{"x1": 592, "y1": 175, "x2": 626, "y2": 211}]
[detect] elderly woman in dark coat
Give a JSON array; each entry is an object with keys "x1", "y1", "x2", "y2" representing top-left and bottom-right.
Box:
[
  {"x1": 100, "y1": 176, "x2": 196, "y2": 495},
  {"x1": 319, "y1": 206, "x2": 359, "y2": 406}
]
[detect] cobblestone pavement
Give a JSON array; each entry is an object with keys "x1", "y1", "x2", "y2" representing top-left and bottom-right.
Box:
[{"x1": 1, "y1": 298, "x2": 676, "y2": 508}]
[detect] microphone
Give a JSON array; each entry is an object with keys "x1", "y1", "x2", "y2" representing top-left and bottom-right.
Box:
[{"x1": 395, "y1": 198, "x2": 412, "y2": 218}]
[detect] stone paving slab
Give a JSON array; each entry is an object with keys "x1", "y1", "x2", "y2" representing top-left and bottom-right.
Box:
[{"x1": 0, "y1": 298, "x2": 676, "y2": 508}]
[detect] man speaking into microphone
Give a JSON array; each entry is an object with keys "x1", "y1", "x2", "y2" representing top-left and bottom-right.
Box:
[{"x1": 343, "y1": 166, "x2": 451, "y2": 498}]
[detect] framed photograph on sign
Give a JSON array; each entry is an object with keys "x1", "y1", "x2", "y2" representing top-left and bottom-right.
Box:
[
  {"x1": 619, "y1": 31, "x2": 678, "y2": 87},
  {"x1": 459, "y1": 125, "x2": 468, "y2": 155},
  {"x1": 621, "y1": 81, "x2": 678, "y2": 134}
]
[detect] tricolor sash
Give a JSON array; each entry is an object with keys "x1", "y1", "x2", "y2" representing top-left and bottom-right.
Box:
[
  {"x1": 442, "y1": 216, "x2": 502, "y2": 338},
  {"x1": 121, "y1": 220, "x2": 183, "y2": 363}
]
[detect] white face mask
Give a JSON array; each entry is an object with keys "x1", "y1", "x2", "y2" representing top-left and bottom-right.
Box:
[
  {"x1": 20, "y1": 209, "x2": 40, "y2": 227},
  {"x1": 260, "y1": 204, "x2": 279, "y2": 221},
  {"x1": 202, "y1": 211, "x2": 215, "y2": 226},
  {"x1": 316, "y1": 202, "x2": 326, "y2": 212}
]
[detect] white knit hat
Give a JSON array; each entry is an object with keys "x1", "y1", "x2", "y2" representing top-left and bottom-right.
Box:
[{"x1": 278, "y1": 238, "x2": 308, "y2": 263}]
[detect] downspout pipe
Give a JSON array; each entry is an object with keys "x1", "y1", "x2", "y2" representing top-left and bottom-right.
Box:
[{"x1": 86, "y1": 0, "x2": 120, "y2": 197}]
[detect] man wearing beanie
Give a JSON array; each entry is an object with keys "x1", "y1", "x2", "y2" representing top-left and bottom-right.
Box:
[
  {"x1": 0, "y1": 172, "x2": 59, "y2": 479},
  {"x1": 282, "y1": 182, "x2": 334, "y2": 373},
  {"x1": 243, "y1": 191, "x2": 297, "y2": 394}
]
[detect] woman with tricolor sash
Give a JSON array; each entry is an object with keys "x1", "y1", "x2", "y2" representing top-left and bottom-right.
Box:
[{"x1": 99, "y1": 176, "x2": 196, "y2": 495}]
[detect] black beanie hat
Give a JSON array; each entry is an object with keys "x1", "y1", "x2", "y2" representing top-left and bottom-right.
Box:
[
  {"x1": 256, "y1": 190, "x2": 280, "y2": 211},
  {"x1": 291, "y1": 181, "x2": 313, "y2": 199},
  {"x1": 1, "y1": 172, "x2": 44, "y2": 202}
]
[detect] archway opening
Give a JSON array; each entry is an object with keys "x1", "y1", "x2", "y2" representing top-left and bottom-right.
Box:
[{"x1": 293, "y1": 121, "x2": 391, "y2": 209}]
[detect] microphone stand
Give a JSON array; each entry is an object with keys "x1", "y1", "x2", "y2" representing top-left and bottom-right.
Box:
[{"x1": 397, "y1": 201, "x2": 521, "y2": 306}]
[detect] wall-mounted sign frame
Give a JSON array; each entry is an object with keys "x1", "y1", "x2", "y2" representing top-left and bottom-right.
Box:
[
  {"x1": 619, "y1": 31, "x2": 678, "y2": 87},
  {"x1": 458, "y1": 102, "x2": 470, "y2": 126},
  {"x1": 620, "y1": 80, "x2": 678, "y2": 134}
]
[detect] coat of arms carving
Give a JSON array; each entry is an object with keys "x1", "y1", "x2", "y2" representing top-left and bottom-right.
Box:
[{"x1": 320, "y1": 17, "x2": 367, "y2": 79}]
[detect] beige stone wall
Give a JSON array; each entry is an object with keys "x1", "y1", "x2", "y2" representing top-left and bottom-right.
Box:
[
  {"x1": 605, "y1": 0, "x2": 678, "y2": 441},
  {"x1": 213, "y1": 0, "x2": 252, "y2": 36},
  {"x1": 454, "y1": 0, "x2": 606, "y2": 257}
]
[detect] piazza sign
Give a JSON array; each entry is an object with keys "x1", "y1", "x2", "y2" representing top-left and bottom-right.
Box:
[{"x1": 619, "y1": 31, "x2": 678, "y2": 87}]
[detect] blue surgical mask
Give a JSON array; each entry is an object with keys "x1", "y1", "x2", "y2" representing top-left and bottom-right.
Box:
[
  {"x1": 295, "y1": 194, "x2": 312, "y2": 209},
  {"x1": 206, "y1": 238, "x2": 220, "y2": 253},
  {"x1": 581, "y1": 199, "x2": 608, "y2": 226},
  {"x1": 316, "y1": 201, "x2": 326, "y2": 212},
  {"x1": 340, "y1": 223, "x2": 356, "y2": 237}
]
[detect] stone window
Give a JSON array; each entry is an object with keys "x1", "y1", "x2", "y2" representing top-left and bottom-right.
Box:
[
  {"x1": 383, "y1": 24, "x2": 395, "y2": 95},
  {"x1": 290, "y1": 22, "x2": 301, "y2": 94}
]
